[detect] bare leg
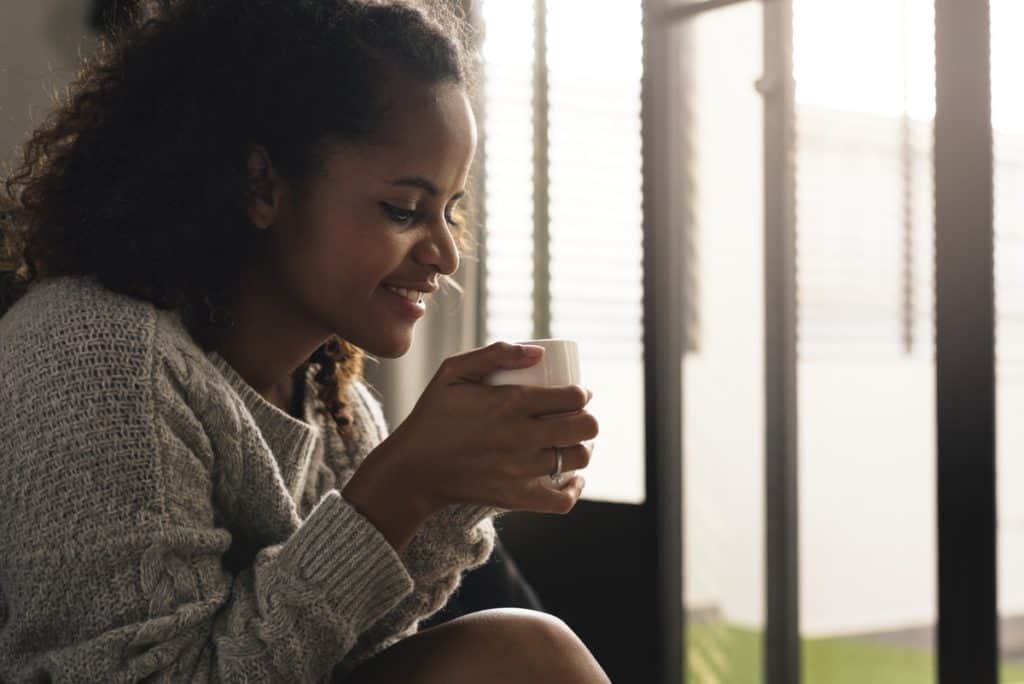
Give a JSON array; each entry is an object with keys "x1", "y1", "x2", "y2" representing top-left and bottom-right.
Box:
[{"x1": 343, "y1": 608, "x2": 612, "y2": 684}]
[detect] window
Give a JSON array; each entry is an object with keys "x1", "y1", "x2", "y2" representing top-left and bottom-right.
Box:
[
  {"x1": 992, "y1": 1, "x2": 1024, "y2": 676},
  {"x1": 794, "y1": 0, "x2": 934, "y2": 360},
  {"x1": 479, "y1": 0, "x2": 645, "y2": 504}
]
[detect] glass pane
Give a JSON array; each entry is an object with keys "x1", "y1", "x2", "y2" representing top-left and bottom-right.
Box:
[
  {"x1": 680, "y1": 4, "x2": 766, "y2": 681},
  {"x1": 992, "y1": 1, "x2": 1024, "y2": 679},
  {"x1": 481, "y1": 0, "x2": 645, "y2": 504},
  {"x1": 547, "y1": 0, "x2": 645, "y2": 504},
  {"x1": 481, "y1": 0, "x2": 535, "y2": 344},
  {"x1": 793, "y1": 1, "x2": 938, "y2": 681}
]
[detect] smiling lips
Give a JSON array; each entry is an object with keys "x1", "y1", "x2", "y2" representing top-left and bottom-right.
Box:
[{"x1": 383, "y1": 284, "x2": 426, "y2": 304}]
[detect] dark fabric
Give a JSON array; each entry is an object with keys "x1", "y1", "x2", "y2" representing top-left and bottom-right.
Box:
[{"x1": 420, "y1": 535, "x2": 544, "y2": 628}]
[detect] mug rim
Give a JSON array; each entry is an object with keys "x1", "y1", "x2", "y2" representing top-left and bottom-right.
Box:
[{"x1": 514, "y1": 338, "x2": 577, "y2": 345}]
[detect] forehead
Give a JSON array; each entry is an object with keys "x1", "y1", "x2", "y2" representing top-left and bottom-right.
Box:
[{"x1": 341, "y1": 80, "x2": 478, "y2": 186}]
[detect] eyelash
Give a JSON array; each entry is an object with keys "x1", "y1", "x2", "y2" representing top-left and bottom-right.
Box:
[{"x1": 381, "y1": 203, "x2": 461, "y2": 229}]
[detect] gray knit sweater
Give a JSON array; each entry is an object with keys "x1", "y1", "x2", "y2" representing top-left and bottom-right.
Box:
[{"x1": 0, "y1": 275, "x2": 497, "y2": 683}]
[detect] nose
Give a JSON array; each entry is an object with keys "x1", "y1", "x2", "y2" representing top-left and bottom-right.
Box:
[{"x1": 414, "y1": 216, "x2": 460, "y2": 276}]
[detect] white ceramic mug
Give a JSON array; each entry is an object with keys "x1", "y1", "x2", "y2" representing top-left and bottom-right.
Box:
[{"x1": 484, "y1": 339, "x2": 583, "y2": 488}]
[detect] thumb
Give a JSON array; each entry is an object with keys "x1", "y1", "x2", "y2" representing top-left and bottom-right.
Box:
[{"x1": 439, "y1": 341, "x2": 545, "y2": 384}]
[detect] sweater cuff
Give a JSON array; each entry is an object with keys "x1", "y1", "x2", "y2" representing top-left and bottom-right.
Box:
[
  {"x1": 445, "y1": 503, "x2": 503, "y2": 531},
  {"x1": 276, "y1": 490, "x2": 414, "y2": 621},
  {"x1": 398, "y1": 503, "x2": 498, "y2": 584}
]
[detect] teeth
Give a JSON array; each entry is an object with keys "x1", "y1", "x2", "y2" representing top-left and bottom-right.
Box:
[{"x1": 385, "y1": 285, "x2": 423, "y2": 303}]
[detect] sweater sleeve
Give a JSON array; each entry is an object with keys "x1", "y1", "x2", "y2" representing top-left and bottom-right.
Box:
[
  {"x1": 328, "y1": 383, "x2": 502, "y2": 676},
  {"x1": 0, "y1": 343, "x2": 416, "y2": 683}
]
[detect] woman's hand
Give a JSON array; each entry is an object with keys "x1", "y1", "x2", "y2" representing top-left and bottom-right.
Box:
[{"x1": 342, "y1": 342, "x2": 598, "y2": 551}]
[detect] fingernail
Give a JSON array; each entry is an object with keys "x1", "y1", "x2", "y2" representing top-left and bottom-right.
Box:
[{"x1": 521, "y1": 345, "x2": 544, "y2": 358}]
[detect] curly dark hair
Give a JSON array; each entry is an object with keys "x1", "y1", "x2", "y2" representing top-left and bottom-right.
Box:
[{"x1": 0, "y1": 0, "x2": 477, "y2": 438}]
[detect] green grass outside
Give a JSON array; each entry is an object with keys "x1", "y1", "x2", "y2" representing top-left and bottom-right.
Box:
[{"x1": 685, "y1": 623, "x2": 1024, "y2": 684}]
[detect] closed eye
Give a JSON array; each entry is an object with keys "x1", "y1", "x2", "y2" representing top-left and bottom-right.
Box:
[
  {"x1": 382, "y1": 202, "x2": 462, "y2": 229},
  {"x1": 380, "y1": 203, "x2": 417, "y2": 226},
  {"x1": 445, "y1": 198, "x2": 464, "y2": 229}
]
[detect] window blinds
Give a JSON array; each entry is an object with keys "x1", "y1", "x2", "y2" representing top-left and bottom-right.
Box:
[
  {"x1": 480, "y1": 0, "x2": 644, "y2": 364},
  {"x1": 479, "y1": 0, "x2": 646, "y2": 504}
]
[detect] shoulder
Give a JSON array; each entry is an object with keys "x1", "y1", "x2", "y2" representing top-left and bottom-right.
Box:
[
  {"x1": 0, "y1": 276, "x2": 171, "y2": 548},
  {"x1": 0, "y1": 274, "x2": 229, "y2": 448},
  {"x1": 0, "y1": 275, "x2": 160, "y2": 394}
]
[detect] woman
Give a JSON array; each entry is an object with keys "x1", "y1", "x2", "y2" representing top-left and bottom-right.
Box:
[{"x1": 0, "y1": 0, "x2": 607, "y2": 681}]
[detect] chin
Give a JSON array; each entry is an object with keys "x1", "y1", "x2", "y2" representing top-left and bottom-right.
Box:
[{"x1": 360, "y1": 332, "x2": 415, "y2": 359}]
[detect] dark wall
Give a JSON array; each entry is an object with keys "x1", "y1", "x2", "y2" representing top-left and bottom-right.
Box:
[{"x1": 497, "y1": 500, "x2": 661, "y2": 683}]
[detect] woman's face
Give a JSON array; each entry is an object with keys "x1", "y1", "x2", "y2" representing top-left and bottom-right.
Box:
[{"x1": 262, "y1": 80, "x2": 477, "y2": 358}]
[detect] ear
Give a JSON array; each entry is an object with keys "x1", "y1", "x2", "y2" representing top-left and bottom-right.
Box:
[{"x1": 245, "y1": 145, "x2": 286, "y2": 230}]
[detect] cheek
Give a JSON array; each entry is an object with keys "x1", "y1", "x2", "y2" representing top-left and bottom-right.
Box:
[
  {"x1": 286, "y1": 198, "x2": 415, "y2": 291},
  {"x1": 318, "y1": 232, "x2": 411, "y2": 295}
]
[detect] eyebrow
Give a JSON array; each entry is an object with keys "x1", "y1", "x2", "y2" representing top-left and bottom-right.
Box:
[{"x1": 390, "y1": 176, "x2": 466, "y2": 201}]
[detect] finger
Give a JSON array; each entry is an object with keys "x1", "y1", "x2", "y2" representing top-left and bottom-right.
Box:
[
  {"x1": 438, "y1": 341, "x2": 545, "y2": 384},
  {"x1": 519, "y1": 444, "x2": 593, "y2": 479},
  {"x1": 522, "y1": 411, "x2": 600, "y2": 449},
  {"x1": 557, "y1": 474, "x2": 587, "y2": 498},
  {"x1": 525, "y1": 474, "x2": 586, "y2": 515},
  {"x1": 506, "y1": 384, "x2": 592, "y2": 417}
]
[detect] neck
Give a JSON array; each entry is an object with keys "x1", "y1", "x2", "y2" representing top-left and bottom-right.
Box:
[
  {"x1": 263, "y1": 371, "x2": 304, "y2": 418},
  {"x1": 215, "y1": 271, "x2": 330, "y2": 413}
]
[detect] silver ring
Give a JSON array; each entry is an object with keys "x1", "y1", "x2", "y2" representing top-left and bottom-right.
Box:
[{"x1": 550, "y1": 447, "x2": 564, "y2": 485}]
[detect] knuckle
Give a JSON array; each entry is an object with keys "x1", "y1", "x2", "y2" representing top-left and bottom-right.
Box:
[
  {"x1": 580, "y1": 413, "x2": 600, "y2": 439},
  {"x1": 569, "y1": 385, "x2": 588, "y2": 408},
  {"x1": 438, "y1": 357, "x2": 457, "y2": 376},
  {"x1": 507, "y1": 384, "x2": 528, "y2": 406},
  {"x1": 556, "y1": 495, "x2": 576, "y2": 515},
  {"x1": 578, "y1": 444, "x2": 592, "y2": 467},
  {"x1": 494, "y1": 341, "x2": 516, "y2": 355}
]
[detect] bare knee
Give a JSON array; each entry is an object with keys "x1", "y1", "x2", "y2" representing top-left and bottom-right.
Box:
[
  {"x1": 345, "y1": 608, "x2": 610, "y2": 684},
  {"x1": 474, "y1": 608, "x2": 581, "y2": 652},
  {"x1": 448, "y1": 608, "x2": 610, "y2": 684}
]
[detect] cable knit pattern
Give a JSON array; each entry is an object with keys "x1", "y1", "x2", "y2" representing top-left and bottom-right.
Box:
[
  {"x1": 0, "y1": 275, "x2": 496, "y2": 683},
  {"x1": 328, "y1": 382, "x2": 502, "y2": 678}
]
